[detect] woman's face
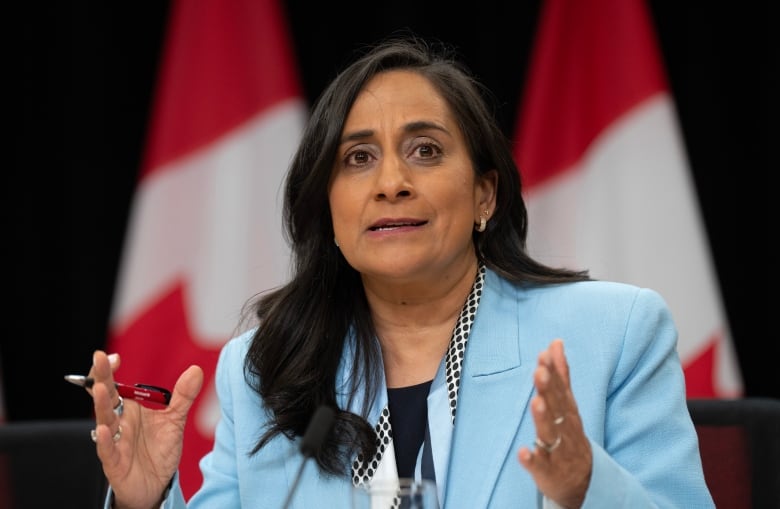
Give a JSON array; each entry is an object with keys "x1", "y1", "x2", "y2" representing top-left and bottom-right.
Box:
[{"x1": 328, "y1": 70, "x2": 496, "y2": 284}]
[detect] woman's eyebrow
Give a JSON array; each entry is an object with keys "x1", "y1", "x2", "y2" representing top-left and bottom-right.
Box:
[
  {"x1": 339, "y1": 121, "x2": 450, "y2": 144},
  {"x1": 403, "y1": 120, "x2": 449, "y2": 136},
  {"x1": 339, "y1": 129, "x2": 374, "y2": 144}
]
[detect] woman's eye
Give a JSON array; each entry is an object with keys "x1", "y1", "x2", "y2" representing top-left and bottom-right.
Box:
[
  {"x1": 415, "y1": 142, "x2": 442, "y2": 159},
  {"x1": 418, "y1": 145, "x2": 434, "y2": 157},
  {"x1": 346, "y1": 150, "x2": 371, "y2": 166}
]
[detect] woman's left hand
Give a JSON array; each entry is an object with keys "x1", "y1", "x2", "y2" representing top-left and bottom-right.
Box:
[{"x1": 518, "y1": 339, "x2": 592, "y2": 508}]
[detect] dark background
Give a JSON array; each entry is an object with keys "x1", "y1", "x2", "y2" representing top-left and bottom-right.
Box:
[{"x1": 3, "y1": 1, "x2": 775, "y2": 422}]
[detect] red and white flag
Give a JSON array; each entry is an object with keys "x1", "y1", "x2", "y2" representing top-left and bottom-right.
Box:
[
  {"x1": 107, "y1": 0, "x2": 305, "y2": 498},
  {"x1": 514, "y1": 0, "x2": 742, "y2": 398}
]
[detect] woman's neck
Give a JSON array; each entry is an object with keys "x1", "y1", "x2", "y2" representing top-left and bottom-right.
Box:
[{"x1": 364, "y1": 258, "x2": 479, "y2": 388}]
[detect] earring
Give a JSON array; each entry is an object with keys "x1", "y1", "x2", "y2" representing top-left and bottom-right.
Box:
[
  {"x1": 334, "y1": 237, "x2": 339, "y2": 247},
  {"x1": 475, "y1": 209, "x2": 490, "y2": 233}
]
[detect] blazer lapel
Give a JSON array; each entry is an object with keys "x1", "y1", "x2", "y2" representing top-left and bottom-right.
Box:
[{"x1": 443, "y1": 271, "x2": 536, "y2": 508}]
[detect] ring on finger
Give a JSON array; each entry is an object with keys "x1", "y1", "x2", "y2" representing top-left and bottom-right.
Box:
[
  {"x1": 535, "y1": 434, "x2": 562, "y2": 453},
  {"x1": 90, "y1": 425, "x2": 122, "y2": 443},
  {"x1": 113, "y1": 396, "x2": 124, "y2": 417}
]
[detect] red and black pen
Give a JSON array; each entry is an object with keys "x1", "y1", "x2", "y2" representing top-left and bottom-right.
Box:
[{"x1": 64, "y1": 374, "x2": 171, "y2": 406}]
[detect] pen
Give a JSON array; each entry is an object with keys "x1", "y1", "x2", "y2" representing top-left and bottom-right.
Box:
[{"x1": 64, "y1": 374, "x2": 172, "y2": 406}]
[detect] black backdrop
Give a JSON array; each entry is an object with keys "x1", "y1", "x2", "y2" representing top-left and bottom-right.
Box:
[{"x1": 3, "y1": 1, "x2": 774, "y2": 421}]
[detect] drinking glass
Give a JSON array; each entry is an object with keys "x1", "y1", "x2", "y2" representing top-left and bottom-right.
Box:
[{"x1": 351, "y1": 478, "x2": 438, "y2": 509}]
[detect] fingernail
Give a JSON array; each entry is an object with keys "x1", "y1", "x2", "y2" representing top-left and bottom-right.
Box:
[{"x1": 108, "y1": 353, "x2": 118, "y2": 363}]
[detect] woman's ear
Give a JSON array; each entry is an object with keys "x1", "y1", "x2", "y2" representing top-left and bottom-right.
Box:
[{"x1": 477, "y1": 169, "x2": 498, "y2": 213}]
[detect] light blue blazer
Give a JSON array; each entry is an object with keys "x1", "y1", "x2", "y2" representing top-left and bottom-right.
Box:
[{"x1": 132, "y1": 269, "x2": 713, "y2": 508}]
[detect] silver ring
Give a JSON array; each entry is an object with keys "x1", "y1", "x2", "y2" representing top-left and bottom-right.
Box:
[
  {"x1": 90, "y1": 425, "x2": 122, "y2": 443},
  {"x1": 553, "y1": 415, "x2": 565, "y2": 425},
  {"x1": 113, "y1": 396, "x2": 124, "y2": 417},
  {"x1": 535, "y1": 434, "x2": 562, "y2": 453}
]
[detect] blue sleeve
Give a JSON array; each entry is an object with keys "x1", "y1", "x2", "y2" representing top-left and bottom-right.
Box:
[
  {"x1": 581, "y1": 288, "x2": 714, "y2": 508},
  {"x1": 185, "y1": 337, "x2": 244, "y2": 507}
]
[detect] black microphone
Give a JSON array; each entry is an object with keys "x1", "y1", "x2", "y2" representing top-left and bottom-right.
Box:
[{"x1": 281, "y1": 405, "x2": 336, "y2": 509}]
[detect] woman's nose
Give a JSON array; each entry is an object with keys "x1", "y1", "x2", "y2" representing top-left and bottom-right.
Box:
[{"x1": 374, "y1": 155, "x2": 412, "y2": 200}]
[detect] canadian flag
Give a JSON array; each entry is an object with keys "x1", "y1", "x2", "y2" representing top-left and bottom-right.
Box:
[
  {"x1": 106, "y1": 0, "x2": 305, "y2": 498},
  {"x1": 514, "y1": 0, "x2": 742, "y2": 397}
]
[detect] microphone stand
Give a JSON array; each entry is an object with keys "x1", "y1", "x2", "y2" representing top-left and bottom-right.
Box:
[{"x1": 281, "y1": 405, "x2": 336, "y2": 509}]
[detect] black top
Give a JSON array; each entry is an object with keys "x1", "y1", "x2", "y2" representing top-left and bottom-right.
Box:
[{"x1": 387, "y1": 379, "x2": 433, "y2": 479}]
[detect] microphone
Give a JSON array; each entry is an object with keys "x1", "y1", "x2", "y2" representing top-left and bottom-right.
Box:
[{"x1": 281, "y1": 405, "x2": 336, "y2": 509}]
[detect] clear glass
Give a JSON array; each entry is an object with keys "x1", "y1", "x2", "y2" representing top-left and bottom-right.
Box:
[{"x1": 351, "y1": 478, "x2": 438, "y2": 509}]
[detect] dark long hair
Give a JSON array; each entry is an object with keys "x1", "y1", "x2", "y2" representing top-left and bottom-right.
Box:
[{"x1": 243, "y1": 35, "x2": 590, "y2": 477}]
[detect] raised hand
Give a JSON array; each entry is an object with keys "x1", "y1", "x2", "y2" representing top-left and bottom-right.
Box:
[
  {"x1": 518, "y1": 339, "x2": 592, "y2": 508},
  {"x1": 88, "y1": 350, "x2": 203, "y2": 509}
]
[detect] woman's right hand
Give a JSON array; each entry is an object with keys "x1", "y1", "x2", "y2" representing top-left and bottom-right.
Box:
[{"x1": 88, "y1": 350, "x2": 204, "y2": 509}]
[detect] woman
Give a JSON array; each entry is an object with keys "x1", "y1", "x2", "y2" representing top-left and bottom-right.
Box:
[{"x1": 88, "y1": 36, "x2": 713, "y2": 508}]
